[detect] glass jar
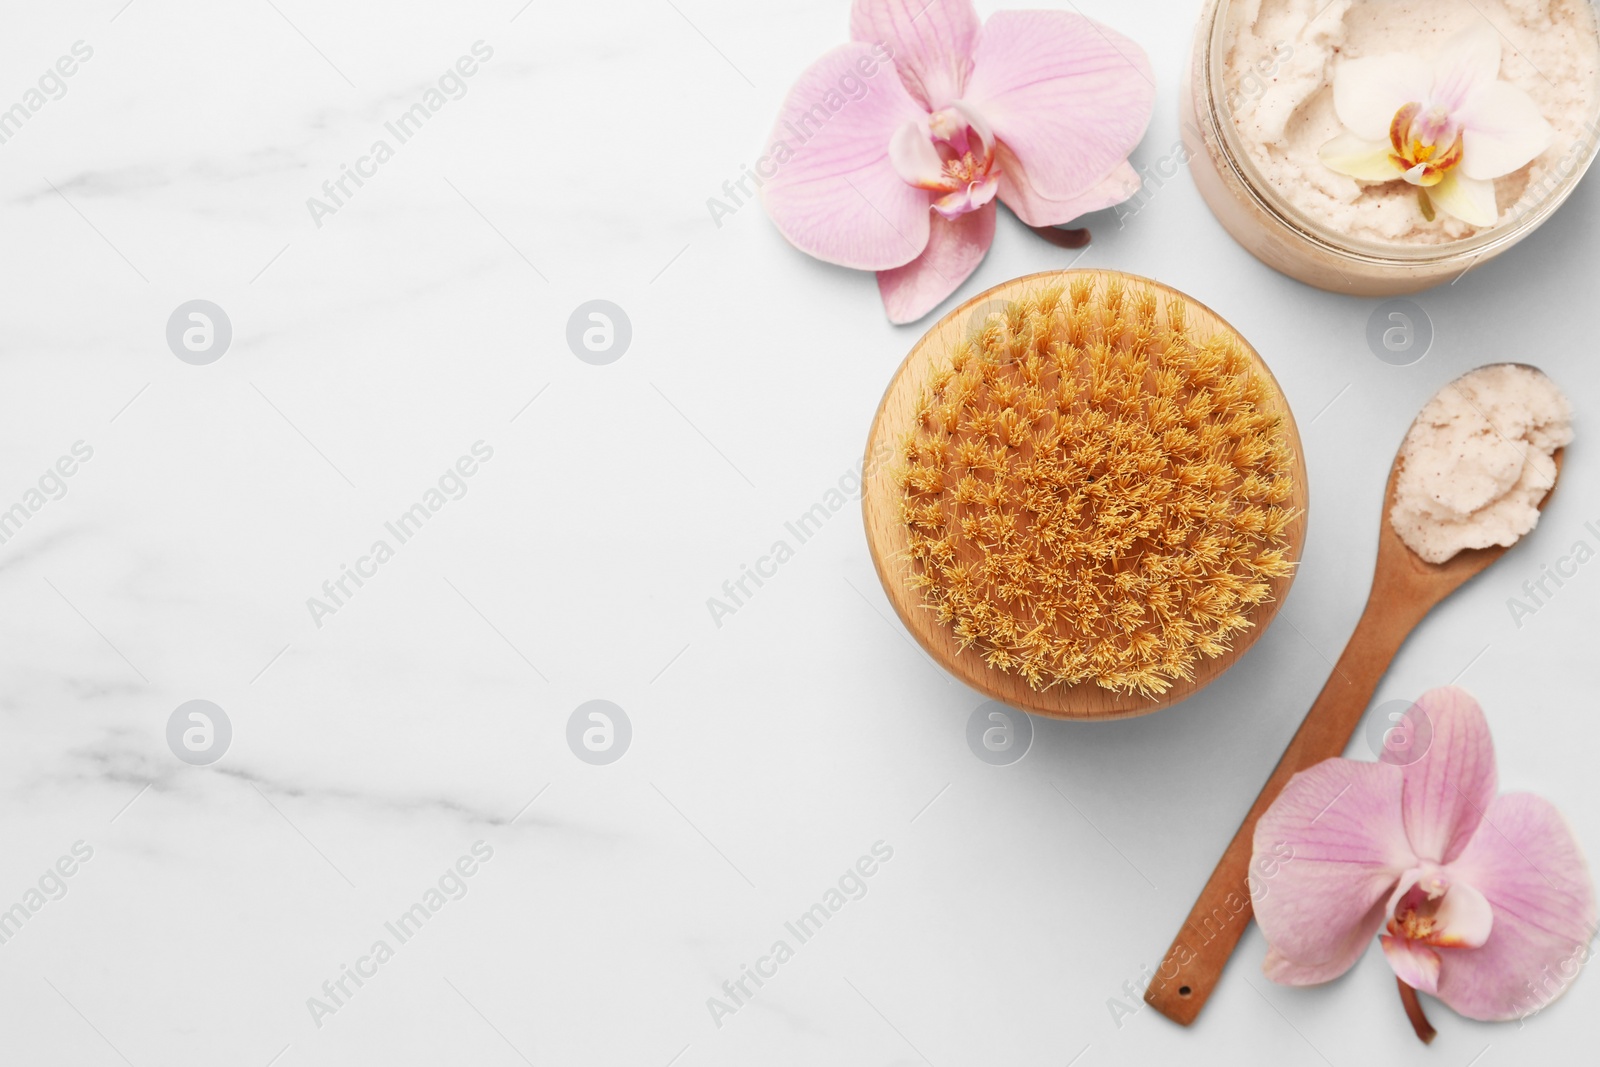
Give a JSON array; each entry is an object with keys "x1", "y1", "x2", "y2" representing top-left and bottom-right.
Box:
[{"x1": 1182, "y1": 0, "x2": 1600, "y2": 295}]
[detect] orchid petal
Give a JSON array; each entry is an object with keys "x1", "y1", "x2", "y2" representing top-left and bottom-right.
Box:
[
  {"x1": 942, "y1": 99, "x2": 995, "y2": 155},
  {"x1": 1319, "y1": 131, "x2": 1408, "y2": 182},
  {"x1": 849, "y1": 0, "x2": 979, "y2": 111},
  {"x1": 964, "y1": 11, "x2": 1154, "y2": 204},
  {"x1": 1263, "y1": 901, "x2": 1386, "y2": 985},
  {"x1": 1382, "y1": 935, "x2": 1443, "y2": 993},
  {"x1": 1429, "y1": 25, "x2": 1502, "y2": 114},
  {"x1": 876, "y1": 202, "x2": 995, "y2": 324},
  {"x1": 889, "y1": 118, "x2": 947, "y2": 189},
  {"x1": 1434, "y1": 880, "x2": 1495, "y2": 947},
  {"x1": 1252, "y1": 759, "x2": 1414, "y2": 978},
  {"x1": 761, "y1": 43, "x2": 933, "y2": 270},
  {"x1": 1458, "y1": 80, "x2": 1556, "y2": 180},
  {"x1": 1438, "y1": 793, "x2": 1598, "y2": 1020},
  {"x1": 1427, "y1": 169, "x2": 1499, "y2": 226},
  {"x1": 1333, "y1": 55, "x2": 1432, "y2": 141},
  {"x1": 1396, "y1": 687, "x2": 1497, "y2": 864},
  {"x1": 997, "y1": 150, "x2": 1142, "y2": 227}
]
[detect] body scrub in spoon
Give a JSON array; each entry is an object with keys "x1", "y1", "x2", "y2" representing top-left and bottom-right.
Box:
[
  {"x1": 1390, "y1": 364, "x2": 1572, "y2": 563},
  {"x1": 1183, "y1": 0, "x2": 1600, "y2": 292}
]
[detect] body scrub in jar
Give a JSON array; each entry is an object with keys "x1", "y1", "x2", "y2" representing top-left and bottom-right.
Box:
[{"x1": 1183, "y1": 0, "x2": 1600, "y2": 294}]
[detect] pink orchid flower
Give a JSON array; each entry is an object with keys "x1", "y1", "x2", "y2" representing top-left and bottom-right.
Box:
[
  {"x1": 1319, "y1": 25, "x2": 1554, "y2": 227},
  {"x1": 1252, "y1": 687, "x2": 1595, "y2": 1034},
  {"x1": 760, "y1": 0, "x2": 1154, "y2": 324}
]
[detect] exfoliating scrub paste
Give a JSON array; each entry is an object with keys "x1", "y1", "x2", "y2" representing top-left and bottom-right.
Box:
[
  {"x1": 1223, "y1": 0, "x2": 1600, "y2": 244},
  {"x1": 1390, "y1": 364, "x2": 1572, "y2": 563}
]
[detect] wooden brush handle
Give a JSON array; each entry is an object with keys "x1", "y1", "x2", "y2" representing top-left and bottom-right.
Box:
[{"x1": 1144, "y1": 591, "x2": 1429, "y2": 1024}]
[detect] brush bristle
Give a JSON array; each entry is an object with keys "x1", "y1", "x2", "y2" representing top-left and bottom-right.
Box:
[{"x1": 898, "y1": 278, "x2": 1298, "y2": 697}]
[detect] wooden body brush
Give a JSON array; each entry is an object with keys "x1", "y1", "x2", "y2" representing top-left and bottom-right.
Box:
[{"x1": 863, "y1": 271, "x2": 1309, "y2": 719}]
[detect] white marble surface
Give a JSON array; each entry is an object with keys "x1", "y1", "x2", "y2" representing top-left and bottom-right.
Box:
[{"x1": 2, "y1": 1, "x2": 1598, "y2": 1064}]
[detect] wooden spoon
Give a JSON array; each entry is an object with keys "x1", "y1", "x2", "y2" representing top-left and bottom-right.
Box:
[{"x1": 1145, "y1": 433, "x2": 1565, "y2": 1025}]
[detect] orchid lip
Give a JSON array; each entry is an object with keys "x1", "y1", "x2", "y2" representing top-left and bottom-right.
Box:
[
  {"x1": 887, "y1": 100, "x2": 1000, "y2": 218},
  {"x1": 1388, "y1": 101, "x2": 1464, "y2": 186},
  {"x1": 1384, "y1": 867, "x2": 1494, "y2": 951}
]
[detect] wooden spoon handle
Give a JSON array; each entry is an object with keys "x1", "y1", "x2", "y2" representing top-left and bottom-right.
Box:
[{"x1": 1144, "y1": 591, "x2": 1429, "y2": 1024}]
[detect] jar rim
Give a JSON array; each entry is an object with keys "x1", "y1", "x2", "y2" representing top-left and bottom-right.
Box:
[{"x1": 1199, "y1": 0, "x2": 1600, "y2": 268}]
